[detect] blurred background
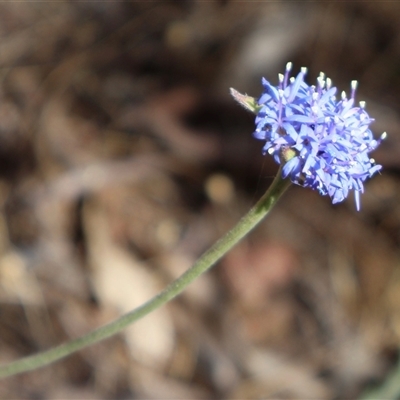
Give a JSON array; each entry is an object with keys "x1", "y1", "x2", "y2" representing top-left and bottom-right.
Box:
[{"x1": 0, "y1": 1, "x2": 399, "y2": 399}]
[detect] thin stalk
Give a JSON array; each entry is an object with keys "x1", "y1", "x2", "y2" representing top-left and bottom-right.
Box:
[{"x1": 0, "y1": 170, "x2": 291, "y2": 378}]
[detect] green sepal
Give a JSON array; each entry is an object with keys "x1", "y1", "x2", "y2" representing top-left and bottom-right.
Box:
[{"x1": 230, "y1": 88, "x2": 262, "y2": 114}]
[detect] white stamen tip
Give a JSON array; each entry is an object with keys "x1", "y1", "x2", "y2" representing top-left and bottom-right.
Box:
[
  {"x1": 381, "y1": 132, "x2": 387, "y2": 140},
  {"x1": 289, "y1": 77, "x2": 295, "y2": 83},
  {"x1": 301, "y1": 67, "x2": 307, "y2": 74},
  {"x1": 341, "y1": 91, "x2": 346, "y2": 100},
  {"x1": 351, "y1": 80, "x2": 358, "y2": 90},
  {"x1": 370, "y1": 158, "x2": 375, "y2": 163},
  {"x1": 359, "y1": 101, "x2": 366, "y2": 108},
  {"x1": 278, "y1": 73, "x2": 284, "y2": 83},
  {"x1": 326, "y1": 77, "x2": 332, "y2": 89},
  {"x1": 286, "y1": 62, "x2": 292, "y2": 71}
]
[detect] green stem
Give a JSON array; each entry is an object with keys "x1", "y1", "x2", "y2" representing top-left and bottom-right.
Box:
[
  {"x1": 0, "y1": 170, "x2": 291, "y2": 378},
  {"x1": 359, "y1": 351, "x2": 400, "y2": 400}
]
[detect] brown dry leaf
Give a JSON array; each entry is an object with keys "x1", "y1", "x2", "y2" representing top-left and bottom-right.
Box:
[
  {"x1": 222, "y1": 241, "x2": 299, "y2": 308},
  {"x1": 117, "y1": 87, "x2": 220, "y2": 163},
  {"x1": 130, "y1": 363, "x2": 210, "y2": 399},
  {"x1": 84, "y1": 197, "x2": 175, "y2": 368},
  {"x1": 38, "y1": 95, "x2": 102, "y2": 169},
  {"x1": 0, "y1": 251, "x2": 44, "y2": 306},
  {"x1": 230, "y1": 349, "x2": 332, "y2": 399}
]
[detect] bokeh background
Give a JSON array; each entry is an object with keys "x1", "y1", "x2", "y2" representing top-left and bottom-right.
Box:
[{"x1": 0, "y1": 1, "x2": 399, "y2": 399}]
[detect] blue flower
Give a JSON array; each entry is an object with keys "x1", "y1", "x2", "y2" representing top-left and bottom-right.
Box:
[{"x1": 253, "y1": 62, "x2": 385, "y2": 210}]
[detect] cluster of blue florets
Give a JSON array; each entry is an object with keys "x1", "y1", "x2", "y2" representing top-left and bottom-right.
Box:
[{"x1": 253, "y1": 62, "x2": 385, "y2": 210}]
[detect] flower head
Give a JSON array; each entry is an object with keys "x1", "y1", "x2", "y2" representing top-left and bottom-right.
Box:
[{"x1": 253, "y1": 62, "x2": 385, "y2": 210}]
